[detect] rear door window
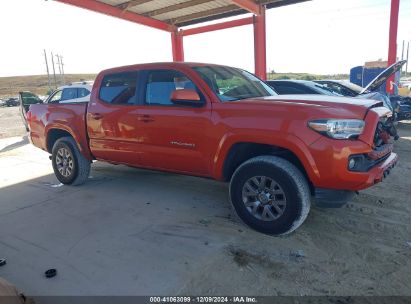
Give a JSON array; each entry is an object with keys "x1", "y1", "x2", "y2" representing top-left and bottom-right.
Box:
[{"x1": 99, "y1": 72, "x2": 138, "y2": 105}]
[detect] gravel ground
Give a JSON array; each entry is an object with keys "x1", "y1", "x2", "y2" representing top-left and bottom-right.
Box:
[{"x1": 0, "y1": 106, "x2": 26, "y2": 139}]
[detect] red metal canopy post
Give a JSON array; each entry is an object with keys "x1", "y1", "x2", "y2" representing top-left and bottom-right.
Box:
[
  {"x1": 386, "y1": 0, "x2": 400, "y2": 94},
  {"x1": 253, "y1": 6, "x2": 267, "y2": 80},
  {"x1": 171, "y1": 30, "x2": 185, "y2": 62}
]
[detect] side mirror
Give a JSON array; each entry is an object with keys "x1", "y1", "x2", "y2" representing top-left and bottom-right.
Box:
[{"x1": 170, "y1": 89, "x2": 203, "y2": 107}]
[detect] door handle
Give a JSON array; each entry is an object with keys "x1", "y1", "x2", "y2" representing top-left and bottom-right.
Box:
[
  {"x1": 91, "y1": 113, "x2": 103, "y2": 120},
  {"x1": 137, "y1": 114, "x2": 155, "y2": 123}
]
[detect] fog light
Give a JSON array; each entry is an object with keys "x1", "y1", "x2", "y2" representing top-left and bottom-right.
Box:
[{"x1": 348, "y1": 158, "x2": 356, "y2": 170}]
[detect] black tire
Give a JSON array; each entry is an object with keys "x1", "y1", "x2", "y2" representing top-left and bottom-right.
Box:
[
  {"x1": 51, "y1": 137, "x2": 90, "y2": 186},
  {"x1": 229, "y1": 155, "x2": 311, "y2": 236}
]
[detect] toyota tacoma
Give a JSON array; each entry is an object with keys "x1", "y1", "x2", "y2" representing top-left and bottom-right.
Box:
[{"x1": 27, "y1": 62, "x2": 398, "y2": 235}]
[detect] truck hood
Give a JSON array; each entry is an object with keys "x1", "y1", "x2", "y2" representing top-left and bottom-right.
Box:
[
  {"x1": 360, "y1": 60, "x2": 406, "y2": 94},
  {"x1": 230, "y1": 95, "x2": 385, "y2": 119}
]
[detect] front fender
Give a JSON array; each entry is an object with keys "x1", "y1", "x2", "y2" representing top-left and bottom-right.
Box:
[{"x1": 211, "y1": 131, "x2": 321, "y2": 184}]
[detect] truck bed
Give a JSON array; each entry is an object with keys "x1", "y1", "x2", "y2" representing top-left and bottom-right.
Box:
[{"x1": 28, "y1": 103, "x2": 93, "y2": 159}]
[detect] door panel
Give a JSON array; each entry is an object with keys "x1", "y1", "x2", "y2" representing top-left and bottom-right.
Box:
[
  {"x1": 87, "y1": 71, "x2": 144, "y2": 166},
  {"x1": 136, "y1": 106, "x2": 212, "y2": 176},
  {"x1": 137, "y1": 69, "x2": 213, "y2": 176}
]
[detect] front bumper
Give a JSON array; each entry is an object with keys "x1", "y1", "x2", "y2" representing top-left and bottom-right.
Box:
[
  {"x1": 313, "y1": 152, "x2": 398, "y2": 208},
  {"x1": 308, "y1": 137, "x2": 398, "y2": 191},
  {"x1": 361, "y1": 152, "x2": 398, "y2": 186}
]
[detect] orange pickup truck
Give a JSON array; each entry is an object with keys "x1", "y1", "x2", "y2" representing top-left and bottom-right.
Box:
[{"x1": 27, "y1": 62, "x2": 398, "y2": 235}]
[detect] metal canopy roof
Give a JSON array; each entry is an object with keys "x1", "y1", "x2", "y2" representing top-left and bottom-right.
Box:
[
  {"x1": 96, "y1": 0, "x2": 309, "y2": 27},
  {"x1": 54, "y1": 0, "x2": 311, "y2": 79}
]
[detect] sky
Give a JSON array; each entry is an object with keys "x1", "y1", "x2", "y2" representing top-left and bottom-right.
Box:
[{"x1": 0, "y1": 0, "x2": 410, "y2": 77}]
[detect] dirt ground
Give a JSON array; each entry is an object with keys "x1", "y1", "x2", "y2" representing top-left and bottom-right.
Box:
[
  {"x1": 0, "y1": 106, "x2": 26, "y2": 139},
  {"x1": 0, "y1": 106, "x2": 410, "y2": 299}
]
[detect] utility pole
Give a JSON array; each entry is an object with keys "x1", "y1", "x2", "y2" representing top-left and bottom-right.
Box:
[
  {"x1": 51, "y1": 51, "x2": 57, "y2": 89},
  {"x1": 406, "y1": 41, "x2": 410, "y2": 77},
  {"x1": 55, "y1": 54, "x2": 62, "y2": 85},
  {"x1": 400, "y1": 40, "x2": 405, "y2": 79},
  {"x1": 401, "y1": 40, "x2": 404, "y2": 60},
  {"x1": 43, "y1": 49, "x2": 51, "y2": 91},
  {"x1": 59, "y1": 55, "x2": 65, "y2": 85}
]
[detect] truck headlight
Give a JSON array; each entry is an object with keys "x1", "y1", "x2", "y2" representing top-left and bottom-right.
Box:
[{"x1": 308, "y1": 119, "x2": 365, "y2": 139}]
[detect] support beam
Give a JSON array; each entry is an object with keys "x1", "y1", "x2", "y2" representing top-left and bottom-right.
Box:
[
  {"x1": 117, "y1": 0, "x2": 152, "y2": 10},
  {"x1": 230, "y1": 0, "x2": 261, "y2": 15},
  {"x1": 55, "y1": 0, "x2": 176, "y2": 32},
  {"x1": 167, "y1": 5, "x2": 241, "y2": 25},
  {"x1": 145, "y1": 0, "x2": 212, "y2": 17},
  {"x1": 182, "y1": 17, "x2": 253, "y2": 36},
  {"x1": 253, "y1": 6, "x2": 266, "y2": 80},
  {"x1": 171, "y1": 31, "x2": 184, "y2": 62},
  {"x1": 386, "y1": 0, "x2": 400, "y2": 95}
]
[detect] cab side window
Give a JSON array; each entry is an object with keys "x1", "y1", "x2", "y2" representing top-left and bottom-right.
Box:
[
  {"x1": 145, "y1": 70, "x2": 200, "y2": 106},
  {"x1": 99, "y1": 72, "x2": 138, "y2": 105}
]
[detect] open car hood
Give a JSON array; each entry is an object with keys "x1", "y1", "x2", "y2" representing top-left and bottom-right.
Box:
[{"x1": 360, "y1": 60, "x2": 406, "y2": 94}]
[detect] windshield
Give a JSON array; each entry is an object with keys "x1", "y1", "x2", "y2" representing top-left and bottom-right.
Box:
[
  {"x1": 337, "y1": 81, "x2": 365, "y2": 93},
  {"x1": 307, "y1": 83, "x2": 343, "y2": 96},
  {"x1": 193, "y1": 66, "x2": 277, "y2": 101}
]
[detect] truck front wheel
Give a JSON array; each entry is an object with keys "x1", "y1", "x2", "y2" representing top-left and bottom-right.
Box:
[
  {"x1": 229, "y1": 156, "x2": 311, "y2": 235},
  {"x1": 51, "y1": 137, "x2": 90, "y2": 186}
]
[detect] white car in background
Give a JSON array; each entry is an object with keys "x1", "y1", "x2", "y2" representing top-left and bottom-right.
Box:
[
  {"x1": 19, "y1": 82, "x2": 94, "y2": 131},
  {"x1": 46, "y1": 82, "x2": 93, "y2": 104}
]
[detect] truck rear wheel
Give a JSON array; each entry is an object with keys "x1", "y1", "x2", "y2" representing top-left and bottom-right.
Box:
[
  {"x1": 229, "y1": 156, "x2": 311, "y2": 235},
  {"x1": 51, "y1": 137, "x2": 90, "y2": 186}
]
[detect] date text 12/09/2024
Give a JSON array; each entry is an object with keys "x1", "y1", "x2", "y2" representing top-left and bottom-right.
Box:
[{"x1": 149, "y1": 296, "x2": 257, "y2": 303}]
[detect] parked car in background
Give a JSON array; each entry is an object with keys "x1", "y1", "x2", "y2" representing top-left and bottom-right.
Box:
[
  {"x1": 27, "y1": 62, "x2": 398, "y2": 235},
  {"x1": 0, "y1": 99, "x2": 5, "y2": 107},
  {"x1": 46, "y1": 82, "x2": 93, "y2": 104},
  {"x1": 313, "y1": 78, "x2": 394, "y2": 112},
  {"x1": 266, "y1": 80, "x2": 342, "y2": 96},
  {"x1": 19, "y1": 82, "x2": 93, "y2": 131},
  {"x1": 19, "y1": 92, "x2": 44, "y2": 131},
  {"x1": 315, "y1": 61, "x2": 410, "y2": 121},
  {"x1": 268, "y1": 61, "x2": 407, "y2": 121},
  {"x1": 267, "y1": 79, "x2": 393, "y2": 111},
  {"x1": 314, "y1": 80, "x2": 364, "y2": 97},
  {"x1": 5, "y1": 97, "x2": 20, "y2": 107}
]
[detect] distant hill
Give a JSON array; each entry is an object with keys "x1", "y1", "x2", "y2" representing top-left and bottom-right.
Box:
[
  {"x1": 0, "y1": 72, "x2": 350, "y2": 99},
  {"x1": 267, "y1": 72, "x2": 349, "y2": 81},
  {"x1": 0, "y1": 74, "x2": 96, "y2": 98}
]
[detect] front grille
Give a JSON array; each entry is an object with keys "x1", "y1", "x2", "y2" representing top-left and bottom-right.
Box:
[{"x1": 373, "y1": 122, "x2": 386, "y2": 147}]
